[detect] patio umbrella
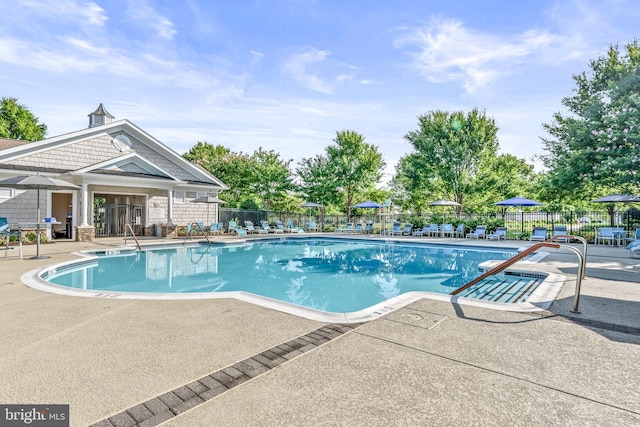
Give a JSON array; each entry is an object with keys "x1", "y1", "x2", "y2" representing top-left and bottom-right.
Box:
[
  {"x1": 190, "y1": 195, "x2": 226, "y2": 224},
  {"x1": 495, "y1": 196, "x2": 545, "y2": 233},
  {"x1": 353, "y1": 200, "x2": 382, "y2": 209},
  {"x1": 429, "y1": 199, "x2": 461, "y2": 223},
  {"x1": 591, "y1": 193, "x2": 638, "y2": 226},
  {"x1": 353, "y1": 201, "x2": 383, "y2": 230},
  {"x1": 0, "y1": 174, "x2": 79, "y2": 259}
]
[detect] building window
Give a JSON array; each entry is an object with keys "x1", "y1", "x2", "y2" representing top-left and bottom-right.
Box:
[
  {"x1": 0, "y1": 187, "x2": 13, "y2": 198},
  {"x1": 174, "y1": 191, "x2": 185, "y2": 204},
  {"x1": 196, "y1": 192, "x2": 206, "y2": 198}
]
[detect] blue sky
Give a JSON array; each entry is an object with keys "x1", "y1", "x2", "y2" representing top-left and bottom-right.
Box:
[{"x1": 1, "y1": 0, "x2": 639, "y2": 184}]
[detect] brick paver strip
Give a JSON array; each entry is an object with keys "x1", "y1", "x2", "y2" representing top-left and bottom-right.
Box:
[{"x1": 89, "y1": 323, "x2": 363, "y2": 426}]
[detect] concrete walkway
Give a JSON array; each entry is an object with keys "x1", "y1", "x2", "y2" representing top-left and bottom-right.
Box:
[{"x1": 1, "y1": 236, "x2": 639, "y2": 426}]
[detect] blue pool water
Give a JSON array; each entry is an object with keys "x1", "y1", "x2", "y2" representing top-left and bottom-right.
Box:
[{"x1": 45, "y1": 238, "x2": 515, "y2": 313}]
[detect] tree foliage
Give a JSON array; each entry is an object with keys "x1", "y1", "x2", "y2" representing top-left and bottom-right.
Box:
[
  {"x1": 0, "y1": 97, "x2": 47, "y2": 141},
  {"x1": 184, "y1": 143, "x2": 294, "y2": 210},
  {"x1": 540, "y1": 41, "x2": 640, "y2": 200},
  {"x1": 399, "y1": 109, "x2": 500, "y2": 212},
  {"x1": 325, "y1": 130, "x2": 385, "y2": 221}
]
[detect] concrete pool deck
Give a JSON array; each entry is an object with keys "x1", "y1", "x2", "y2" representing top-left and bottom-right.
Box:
[{"x1": 1, "y1": 235, "x2": 640, "y2": 426}]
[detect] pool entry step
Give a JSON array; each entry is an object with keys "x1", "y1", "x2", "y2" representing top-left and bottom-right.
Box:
[{"x1": 455, "y1": 274, "x2": 544, "y2": 304}]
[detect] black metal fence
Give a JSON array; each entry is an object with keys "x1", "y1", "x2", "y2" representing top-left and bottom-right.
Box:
[{"x1": 219, "y1": 207, "x2": 640, "y2": 242}]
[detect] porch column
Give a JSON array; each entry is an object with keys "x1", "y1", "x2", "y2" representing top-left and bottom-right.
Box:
[
  {"x1": 81, "y1": 182, "x2": 89, "y2": 226},
  {"x1": 167, "y1": 189, "x2": 174, "y2": 225}
]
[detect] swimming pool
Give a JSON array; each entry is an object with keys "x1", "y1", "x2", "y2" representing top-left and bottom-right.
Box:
[{"x1": 30, "y1": 237, "x2": 562, "y2": 322}]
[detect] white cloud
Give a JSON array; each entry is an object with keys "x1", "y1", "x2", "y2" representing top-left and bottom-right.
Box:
[
  {"x1": 125, "y1": 0, "x2": 177, "y2": 40},
  {"x1": 17, "y1": 0, "x2": 108, "y2": 26},
  {"x1": 394, "y1": 18, "x2": 556, "y2": 93},
  {"x1": 283, "y1": 47, "x2": 355, "y2": 94}
]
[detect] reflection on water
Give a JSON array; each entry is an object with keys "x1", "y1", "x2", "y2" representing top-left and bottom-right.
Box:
[{"x1": 46, "y1": 240, "x2": 514, "y2": 313}]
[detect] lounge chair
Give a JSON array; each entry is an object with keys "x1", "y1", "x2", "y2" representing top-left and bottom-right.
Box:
[
  {"x1": 209, "y1": 222, "x2": 223, "y2": 236},
  {"x1": 552, "y1": 225, "x2": 569, "y2": 243},
  {"x1": 412, "y1": 225, "x2": 430, "y2": 237},
  {"x1": 401, "y1": 223, "x2": 413, "y2": 235},
  {"x1": 625, "y1": 228, "x2": 640, "y2": 245},
  {"x1": 275, "y1": 220, "x2": 287, "y2": 233},
  {"x1": 286, "y1": 220, "x2": 304, "y2": 233},
  {"x1": 235, "y1": 227, "x2": 247, "y2": 237},
  {"x1": 353, "y1": 223, "x2": 364, "y2": 233},
  {"x1": 260, "y1": 220, "x2": 282, "y2": 234},
  {"x1": 339, "y1": 223, "x2": 353, "y2": 233},
  {"x1": 363, "y1": 222, "x2": 373, "y2": 233},
  {"x1": 441, "y1": 224, "x2": 454, "y2": 238},
  {"x1": 245, "y1": 221, "x2": 266, "y2": 234},
  {"x1": 466, "y1": 225, "x2": 486, "y2": 239},
  {"x1": 529, "y1": 227, "x2": 547, "y2": 242},
  {"x1": 228, "y1": 221, "x2": 237, "y2": 234},
  {"x1": 306, "y1": 221, "x2": 318, "y2": 232},
  {"x1": 428, "y1": 223, "x2": 440, "y2": 237},
  {"x1": 1, "y1": 217, "x2": 21, "y2": 258},
  {"x1": 454, "y1": 223, "x2": 465, "y2": 238},
  {"x1": 486, "y1": 227, "x2": 507, "y2": 240}
]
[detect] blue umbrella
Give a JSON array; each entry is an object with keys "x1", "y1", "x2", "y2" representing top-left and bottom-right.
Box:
[
  {"x1": 495, "y1": 196, "x2": 544, "y2": 207},
  {"x1": 495, "y1": 196, "x2": 545, "y2": 233},
  {"x1": 353, "y1": 201, "x2": 382, "y2": 209}
]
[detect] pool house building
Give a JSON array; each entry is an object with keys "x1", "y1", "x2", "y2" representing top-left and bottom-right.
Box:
[{"x1": 0, "y1": 104, "x2": 228, "y2": 241}]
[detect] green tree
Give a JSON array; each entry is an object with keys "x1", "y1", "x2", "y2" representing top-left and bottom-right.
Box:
[
  {"x1": 183, "y1": 142, "x2": 255, "y2": 207},
  {"x1": 248, "y1": 147, "x2": 294, "y2": 211},
  {"x1": 296, "y1": 154, "x2": 336, "y2": 228},
  {"x1": 472, "y1": 154, "x2": 538, "y2": 216},
  {"x1": 0, "y1": 97, "x2": 47, "y2": 140},
  {"x1": 540, "y1": 41, "x2": 640, "y2": 201},
  {"x1": 325, "y1": 130, "x2": 385, "y2": 221},
  {"x1": 401, "y1": 109, "x2": 499, "y2": 212}
]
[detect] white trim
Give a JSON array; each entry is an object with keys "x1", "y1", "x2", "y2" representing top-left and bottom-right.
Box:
[
  {"x1": 73, "y1": 152, "x2": 178, "y2": 181},
  {"x1": 0, "y1": 120, "x2": 228, "y2": 190}
]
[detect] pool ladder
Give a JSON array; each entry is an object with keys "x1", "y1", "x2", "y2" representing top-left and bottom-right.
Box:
[
  {"x1": 451, "y1": 237, "x2": 587, "y2": 313},
  {"x1": 124, "y1": 223, "x2": 141, "y2": 251}
]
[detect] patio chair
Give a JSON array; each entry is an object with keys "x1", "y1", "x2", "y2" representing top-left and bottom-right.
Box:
[
  {"x1": 286, "y1": 220, "x2": 304, "y2": 233},
  {"x1": 363, "y1": 222, "x2": 373, "y2": 234},
  {"x1": 339, "y1": 223, "x2": 353, "y2": 233},
  {"x1": 552, "y1": 225, "x2": 569, "y2": 242},
  {"x1": 306, "y1": 221, "x2": 318, "y2": 232},
  {"x1": 529, "y1": 227, "x2": 548, "y2": 242},
  {"x1": 412, "y1": 225, "x2": 430, "y2": 237},
  {"x1": 209, "y1": 222, "x2": 223, "y2": 236},
  {"x1": 441, "y1": 224, "x2": 454, "y2": 238},
  {"x1": 275, "y1": 220, "x2": 287, "y2": 233},
  {"x1": 486, "y1": 227, "x2": 507, "y2": 240},
  {"x1": 391, "y1": 222, "x2": 404, "y2": 236},
  {"x1": 1, "y1": 217, "x2": 21, "y2": 258},
  {"x1": 428, "y1": 223, "x2": 440, "y2": 237},
  {"x1": 466, "y1": 225, "x2": 487, "y2": 239},
  {"x1": 625, "y1": 228, "x2": 640, "y2": 245},
  {"x1": 353, "y1": 223, "x2": 364, "y2": 233},
  {"x1": 245, "y1": 221, "x2": 266, "y2": 234},
  {"x1": 228, "y1": 221, "x2": 237, "y2": 233},
  {"x1": 454, "y1": 223, "x2": 465, "y2": 238},
  {"x1": 260, "y1": 220, "x2": 282, "y2": 234},
  {"x1": 401, "y1": 223, "x2": 413, "y2": 236}
]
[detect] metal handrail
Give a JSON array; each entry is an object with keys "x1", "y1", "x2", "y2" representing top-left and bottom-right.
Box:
[
  {"x1": 451, "y1": 241, "x2": 586, "y2": 313},
  {"x1": 546, "y1": 234, "x2": 587, "y2": 278},
  {"x1": 124, "y1": 223, "x2": 141, "y2": 251},
  {"x1": 190, "y1": 222, "x2": 212, "y2": 245}
]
